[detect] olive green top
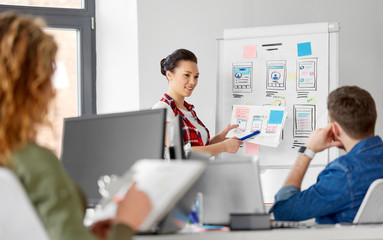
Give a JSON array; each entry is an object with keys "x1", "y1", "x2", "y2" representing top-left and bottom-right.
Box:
[{"x1": 11, "y1": 143, "x2": 134, "y2": 240}]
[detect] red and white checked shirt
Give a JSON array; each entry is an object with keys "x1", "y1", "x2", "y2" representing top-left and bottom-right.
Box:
[{"x1": 160, "y1": 94, "x2": 210, "y2": 147}]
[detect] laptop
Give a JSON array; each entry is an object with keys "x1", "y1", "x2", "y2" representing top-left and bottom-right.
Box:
[
  {"x1": 182, "y1": 156, "x2": 317, "y2": 229},
  {"x1": 183, "y1": 156, "x2": 266, "y2": 225}
]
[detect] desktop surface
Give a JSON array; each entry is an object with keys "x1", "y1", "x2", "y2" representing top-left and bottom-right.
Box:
[
  {"x1": 133, "y1": 223, "x2": 383, "y2": 240},
  {"x1": 61, "y1": 109, "x2": 166, "y2": 206}
]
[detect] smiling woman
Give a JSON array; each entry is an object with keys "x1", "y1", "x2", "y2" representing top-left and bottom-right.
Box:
[
  {"x1": 152, "y1": 48, "x2": 242, "y2": 157},
  {"x1": 166, "y1": 60, "x2": 199, "y2": 99}
]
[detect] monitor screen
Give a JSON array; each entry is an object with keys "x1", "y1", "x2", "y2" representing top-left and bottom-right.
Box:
[{"x1": 60, "y1": 109, "x2": 166, "y2": 206}]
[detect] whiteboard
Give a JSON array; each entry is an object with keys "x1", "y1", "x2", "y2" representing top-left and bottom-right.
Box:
[{"x1": 216, "y1": 22, "x2": 339, "y2": 167}]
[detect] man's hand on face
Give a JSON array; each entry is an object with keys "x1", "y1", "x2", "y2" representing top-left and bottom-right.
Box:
[{"x1": 306, "y1": 124, "x2": 343, "y2": 153}]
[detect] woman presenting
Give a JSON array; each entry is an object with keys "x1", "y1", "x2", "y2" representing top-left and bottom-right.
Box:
[{"x1": 153, "y1": 49, "x2": 242, "y2": 157}]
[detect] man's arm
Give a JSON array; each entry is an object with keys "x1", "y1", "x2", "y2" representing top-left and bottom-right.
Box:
[
  {"x1": 270, "y1": 124, "x2": 344, "y2": 220},
  {"x1": 283, "y1": 124, "x2": 343, "y2": 189},
  {"x1": 272, "y1": 165, "x2": 350, "y2": 222},
  {"x1": 283, "y1": 154, "x2": 312, "y2": 189}
]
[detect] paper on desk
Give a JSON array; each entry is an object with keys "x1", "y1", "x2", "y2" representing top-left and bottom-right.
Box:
[
  {"x1": 93, "y1": 159, "x2": 207, "y2": 232},
  {"x1": 226, "y1": 105, "x2": 287, "y2": 147}
]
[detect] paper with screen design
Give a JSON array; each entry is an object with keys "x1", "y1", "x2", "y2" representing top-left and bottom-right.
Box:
[{"x1": 226, "y1": 105, "x2": 287, "y2": 147}]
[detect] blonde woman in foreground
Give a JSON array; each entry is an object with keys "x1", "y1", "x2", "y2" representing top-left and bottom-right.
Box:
[{"x1": 0, "y1": 12, "x2": 151, "y2": 240}]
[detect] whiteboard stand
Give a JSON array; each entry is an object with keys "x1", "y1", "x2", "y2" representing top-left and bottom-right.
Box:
[
  {"x1": 215, "y1": 23, "x2": 340, "y2": 202},
  {"x1": 328, "y1": 22, "x2": 340, "y2": 162}
]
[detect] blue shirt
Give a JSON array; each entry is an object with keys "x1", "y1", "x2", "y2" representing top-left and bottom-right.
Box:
[{"x1": 270, "y1": 136, "x2": 383, "y2": 224}]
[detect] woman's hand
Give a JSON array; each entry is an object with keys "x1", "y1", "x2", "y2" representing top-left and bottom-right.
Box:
[
  {"x1": 221, "y1": 124, "x2": 239, "y2": 136},
  {"x1": 210, "y1": 124, "x2": 239, "y2": 144},
  {"x1": 90, "y1": 218, "x2": 113, "y2": 240},
  {"x1": 222, "y1": 137, "x2": 242, "y2": 153},
  {"x1": 115, "y1": 183, "x2": 152, "y2": 231}
]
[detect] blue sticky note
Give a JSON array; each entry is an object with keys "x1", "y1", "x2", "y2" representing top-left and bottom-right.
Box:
[
  {"x1": 268, "y1": 110, "x2": 284, "y2": 124},
  {"x1": 297, "y1": 42, "x2": 312, "y2": 57}
]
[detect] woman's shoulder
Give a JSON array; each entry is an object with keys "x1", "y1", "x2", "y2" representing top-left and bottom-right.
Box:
[
  {"x1": 152, "y1": 101, "x2": 176, "y2": 122},
  {"x1": 18, "y1": 143, "x2": 57, "y2": 159},
  {"x1": 152, "y1": 101, "x2": 171, "y2": 110},
  {"x1": 12, "y1": 143, "x2": 60, "y2": 173}
]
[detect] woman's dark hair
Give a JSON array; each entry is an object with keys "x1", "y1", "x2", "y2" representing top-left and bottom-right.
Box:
[{"x1": 160, "y1": 49, "x2": 197, "y2": 77}]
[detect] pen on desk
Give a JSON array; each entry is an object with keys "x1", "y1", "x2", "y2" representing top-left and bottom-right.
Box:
[{"x1": 238, "y1": 130, "x2": 261, "y2": 141}]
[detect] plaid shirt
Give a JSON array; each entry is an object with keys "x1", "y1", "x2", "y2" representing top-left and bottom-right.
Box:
[{"x1": 160, "y1": 93, "x2": 210, "y2": 146}]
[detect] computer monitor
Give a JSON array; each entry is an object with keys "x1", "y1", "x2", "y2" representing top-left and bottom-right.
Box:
[
  {"x1": 168, "y1": 115, "x2": 186, "y2": 160},
  {"x1": 61, "y1": 109, "x2": 166, "y2": 206},
  {"x1": 182, "y1": 157, "x2": 266, "y2": 225}
]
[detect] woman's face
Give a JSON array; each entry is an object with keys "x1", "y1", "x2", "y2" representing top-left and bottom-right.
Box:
[{"x1": 167, "y1": 60, "x2": 199, "y2": 98}]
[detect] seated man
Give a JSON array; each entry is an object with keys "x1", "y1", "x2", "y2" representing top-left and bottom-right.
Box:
[{"x1": 270, "y1": 86, "x2": 383, "y2": 224}]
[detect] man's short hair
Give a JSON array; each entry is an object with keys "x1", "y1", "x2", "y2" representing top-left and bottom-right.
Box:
[{"x1": 327, "y1": 86, "x2": 376, "y2": 139}]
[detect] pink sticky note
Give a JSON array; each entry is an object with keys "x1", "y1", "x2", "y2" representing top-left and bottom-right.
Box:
[
  {"x1": 243, "y1": 45, "x2": 257, "y2": 58},
  {"x1": 235, "y1": 106, "x2": 250, "y2": 120},
  {"x1": 246, "y1": 142, "x2": 259, "y2": 154}
]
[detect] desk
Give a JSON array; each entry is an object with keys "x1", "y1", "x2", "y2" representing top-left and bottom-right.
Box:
[{"x1": 134, "y1": 224, "x2": 383, "y2": 240}]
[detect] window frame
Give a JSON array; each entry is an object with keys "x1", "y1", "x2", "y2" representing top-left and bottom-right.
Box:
[{"x1": 0, "y1": 0, "x2": 97, "y2": 115}]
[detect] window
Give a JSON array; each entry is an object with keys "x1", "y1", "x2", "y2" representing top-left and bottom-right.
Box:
[
  {"x1": 0, "y1": 1, "x2": 96, "y2": 156},
  {"x1": 0, "y1": 0, "x2": 83, "y2": 9}
]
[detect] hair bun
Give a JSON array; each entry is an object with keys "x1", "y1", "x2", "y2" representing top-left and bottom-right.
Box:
[
  {"x1": 160, "y1": 58, "x2": 167, "y2": 76},
  {"x1": 160, "y1": 49, "x2": 197, "y2": 79}
]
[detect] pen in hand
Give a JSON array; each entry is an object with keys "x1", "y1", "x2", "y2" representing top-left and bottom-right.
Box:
[{"x1": 238, "y1": 130, "x2": 261, "y2": 141}]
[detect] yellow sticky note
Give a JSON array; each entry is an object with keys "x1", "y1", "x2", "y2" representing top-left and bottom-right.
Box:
[
  {"x1": 307, "y1": 96, "x2": 316, "y2": 104},
  {"x1": 288, "y1": 72, "x2": 296, "y2": 80},
  {"x1": 271, "y1": 95, "x2": 286, "y2": 107}
]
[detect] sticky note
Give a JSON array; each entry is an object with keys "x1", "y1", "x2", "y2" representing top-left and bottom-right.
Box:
[
  {"x1": 268, "y1": 110, "x2": 284, "y2": 124},
  {"x1": 243, "y1": 45, "x2": 257, "y2": 58},
  {"x1": 297, "y1": 42, "x2": 312, "y2": 57},
  {"x1": 271, "y1": 95, "x2": 286, "y2": 107},
  {"x1": 246, "y1": 142, "x2": 259, "y2": 154},
  {"x1": 307, "y1": 96, "x2": 317, "y2": 104},
  {"x1": 235, "y1": 106, "x2": 250, "y2": 120},
  {"x1": 287, "y1": 72, "x2": 296, "y2": 80}
]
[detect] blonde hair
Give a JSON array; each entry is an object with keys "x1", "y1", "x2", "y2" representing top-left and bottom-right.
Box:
[{"x1": 0, "y1": 12, "x2": 57, "y2": 166}]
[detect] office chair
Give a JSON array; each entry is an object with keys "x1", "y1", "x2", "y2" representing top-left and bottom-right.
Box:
[
  {"x1": 353, "y1": 178, "x2": 383, "y2": 224},
  {"x1": 0, "y1": 167, "x2": 49, "y2": 240}
]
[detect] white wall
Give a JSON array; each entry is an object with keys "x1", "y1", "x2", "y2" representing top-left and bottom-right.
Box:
[
  {"x1": 137, "y1": 0, "x2": 256, "y2": 134},
  {"x1": 96, "y1": 0, "x2": 383, "y2": 136},
  {"x1": 96, "y1": 0, "x2": 139, "y2": 114},
  {"x1": 136, "y1": 0, "x2": 383, "y2": 137}
]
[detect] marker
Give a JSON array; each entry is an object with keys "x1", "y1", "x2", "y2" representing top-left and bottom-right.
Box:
[{"x1": 238, "y1": 130, "x2": 261, "y2": 141}]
